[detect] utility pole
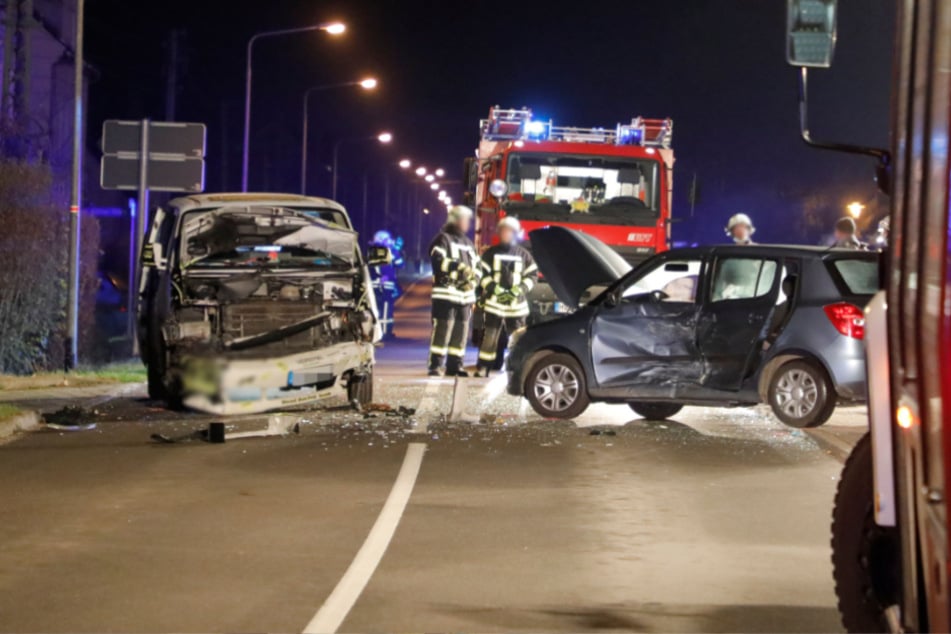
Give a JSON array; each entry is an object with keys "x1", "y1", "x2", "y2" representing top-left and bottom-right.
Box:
[
  {"x1": 66, "y1": 0, "x2": 84, "y2": 369},
  {"x1": 164, "y1": 29, "x2": 183, "y2": 121},
  {"x1": 1, "y1": 2, "x2": 17, "y2": 126}
]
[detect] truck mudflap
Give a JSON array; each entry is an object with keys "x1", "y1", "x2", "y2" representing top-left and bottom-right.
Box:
[
  {"x1": 181, "y1": 341, "x2": 375, "y2": 415},
  {"x1": 866, "y1": 290, "x2": 896, "y2": 527}
]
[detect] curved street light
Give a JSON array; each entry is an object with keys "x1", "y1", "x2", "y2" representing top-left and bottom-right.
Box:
[
  {"x1": 300, "y1": 77, "x2": 378, "y2": 194},
  {"x1": 242, "y1": 21, "x2": 346, "y2": 191},
  {"x1": 332, "y1": 132, "x2": 393, "y2": 199}
]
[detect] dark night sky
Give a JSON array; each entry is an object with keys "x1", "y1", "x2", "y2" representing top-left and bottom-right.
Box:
[{"x1": 84, "y1": 0, "x2": 895, "y2": 244}]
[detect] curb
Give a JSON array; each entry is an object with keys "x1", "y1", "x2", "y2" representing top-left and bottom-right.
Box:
[{"x1": 0, "y1": 410, "x2": 41, "y2": 440}]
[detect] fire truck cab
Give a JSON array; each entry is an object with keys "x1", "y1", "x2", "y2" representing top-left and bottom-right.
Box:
[{"x1": 464, "y1": 107, "x2": 674, "y2": 321}]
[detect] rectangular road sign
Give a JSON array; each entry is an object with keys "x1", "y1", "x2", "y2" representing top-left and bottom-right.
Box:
[
  {"x1": 100, "y1": 154, "x2": 205, "y2": 192},
  {"x1": 102, "y1": 120, "x2": 206, "y2": 157}
]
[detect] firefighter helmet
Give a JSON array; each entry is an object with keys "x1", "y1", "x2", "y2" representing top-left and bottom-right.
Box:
[
  {"x1": 448, "y1": 205, "x2": 473, "y2": 221},
  {"x1": 372, "y1": 230, "x2": 393, "y2": 246},
  {"x1": 725, "y1": 213, "x2": 755, "y2": 237},
  {"x1": 497, "y1": 216, "x2": 521, "y2": 234}
]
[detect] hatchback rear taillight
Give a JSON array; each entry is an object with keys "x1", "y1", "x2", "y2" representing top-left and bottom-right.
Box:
[{"x1": 823, "y1": 302, "x2": 865, "y2": 339}]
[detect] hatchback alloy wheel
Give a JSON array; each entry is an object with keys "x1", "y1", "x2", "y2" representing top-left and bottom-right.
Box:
[
  {"x1": 525, "y1": 352, "x2": 590, "y2": 419},
  {"x1": 767, "y1": 359, "x2": 837, "y2": 428},
  {"x1": 774, "y1": 367, "x2": 819, "y2": 419}
]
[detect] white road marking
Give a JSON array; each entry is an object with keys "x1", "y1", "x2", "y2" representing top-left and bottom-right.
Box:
[
  {"x1": 303, "y1": 442, "x2": 427, "y2": 634},
  {"x1": 409, "y1": 378, "x2": 443, "y2": 434}
]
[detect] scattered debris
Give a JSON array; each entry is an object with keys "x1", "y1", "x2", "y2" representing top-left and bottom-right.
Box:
[
  {"x1": 588, "y1": 428, "x2": 617, "y2": 436},
  {"x1": 43, "y1": 406, "x2": 97, "y2": 431}
]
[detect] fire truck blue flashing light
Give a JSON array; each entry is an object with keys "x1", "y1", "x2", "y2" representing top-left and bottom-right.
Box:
[
  {"x1": 617, "y1": 126, "x2": 643, "y2": 146},
  {"x1": 525, "y1": 120, "x2": 549, "y2": 140}
]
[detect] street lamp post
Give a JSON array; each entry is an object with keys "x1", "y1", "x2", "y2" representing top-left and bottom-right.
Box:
[
  {"x1": 300, "y1": 78, "x2": 377, "y2": 194},
  {"x1": 241, "y1": 21, "x2": 345, "y2": 192},
  {"x1": 332, "y1": 132, "x2": 392, "y2": 200}
]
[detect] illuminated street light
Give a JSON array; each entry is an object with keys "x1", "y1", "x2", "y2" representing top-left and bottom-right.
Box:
[
  {"x1": 333, "y1": 132, "x2": 394, "y2": 198},
  {"x1": 423, "y1": 208, "x2": 431, "y2": 215},
  {"x1": 399, "y1": 159, "x2": 411, "y2": 169},
  {"x1": 242, "y1": 20, "x2": 347, "y2": 191},
  {"x1": 425, "y1": 174, "x2": 435, "y2": 182},
  {"x1": 435, "y1": 168, "x2": 445, "y2": 178},
  {"x1": 301, "y1": 77, "x2": 381, "y2": 193},
  {"x1": 430, "y1": 183, "x2": 439, "y2": 190},
  {"x1": 847, "y1": 201, "x2": 864, "y2": 218},
  {"x1": 415, "y1": 166, "x2": 427, "y2": 177}
]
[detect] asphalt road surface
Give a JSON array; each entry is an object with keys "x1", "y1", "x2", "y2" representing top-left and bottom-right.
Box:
[{"x1": 0, "y1": 278, "x2": 867, "y2": 633}]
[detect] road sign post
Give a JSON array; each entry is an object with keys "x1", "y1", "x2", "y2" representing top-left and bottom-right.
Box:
[{"x1": 100, "y1": 119, "x2": 207, "y2": 350}]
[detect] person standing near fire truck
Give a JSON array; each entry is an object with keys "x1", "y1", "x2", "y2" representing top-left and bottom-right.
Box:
[
  {"x1": 725, "y1": 213, "x2": 756, "y2": 245},
  {"x1": 475, "y1": 217, "x2": 537, "y2": 377},
  {"x1": 428, "y1": 205, "x2": 481, "y2": 377}
]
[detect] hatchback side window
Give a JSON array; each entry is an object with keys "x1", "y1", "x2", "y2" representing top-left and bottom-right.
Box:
[
  {"x1": 622, "y1": 259, "x2": 703, "y2": 302},
  {"x1": 710, "y1": 258, "x2": 778, "y2": 302}
]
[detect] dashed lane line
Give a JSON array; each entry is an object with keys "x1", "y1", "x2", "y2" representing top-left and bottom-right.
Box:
[{"x1": 302, "y1": 442, "x2": 427, "y2": 634}]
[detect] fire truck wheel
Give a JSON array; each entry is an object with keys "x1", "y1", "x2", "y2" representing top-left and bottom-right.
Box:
[
  {"x1": 831, "y1": 432, "x2": 899, "y2": 633},
  {"x1": 627, "y1": 402, "x2": 683, "y2": 420},
  {"x1": 525, "y1": 353, "x2": 589, "y2": 419},
  {"x1": 347, "y1": 371, "x2": 374, "y2": 406},
  {"x1": 767, "y1": 359, "x2": 837, "y2": 427}
]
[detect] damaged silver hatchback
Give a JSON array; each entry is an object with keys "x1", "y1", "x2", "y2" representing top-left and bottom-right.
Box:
[
  {"x1": 137, "y1": 194, "x2": 384, "y2": 415},
  {"x1": 507, "y1": 227, "x2": 880, "y2": 427}
]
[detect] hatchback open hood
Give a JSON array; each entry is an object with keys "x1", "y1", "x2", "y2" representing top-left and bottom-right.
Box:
[{"x1": 528, "y1": 226, "x2": 632, "y2": 308}]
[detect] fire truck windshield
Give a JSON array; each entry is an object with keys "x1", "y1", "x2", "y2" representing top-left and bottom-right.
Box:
[{"x1": 504, "y1": 153, "x2": 660, "y2": 215}]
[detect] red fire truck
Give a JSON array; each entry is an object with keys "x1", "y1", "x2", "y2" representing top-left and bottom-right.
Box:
[
  {"x1": 786, "y1": 0, "x2": 951, "y2": 631},
  {"x1": 463, "y1": 106, "x2": 674, "y2": 320}
]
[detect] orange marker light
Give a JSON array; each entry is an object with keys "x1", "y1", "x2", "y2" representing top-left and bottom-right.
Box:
[{"x1": 897, "y1": 405, "x2": 914, "y2": 429}]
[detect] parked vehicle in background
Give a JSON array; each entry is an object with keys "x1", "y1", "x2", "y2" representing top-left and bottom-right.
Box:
[
  {"x1": 507, "y1": 227, "x2": 878, "y2": 427},
  {"x1": 464, "y1": 106, "x2": 674, "y2": 322},
  {"x1": 137, "y1": 193, "x2": 386, "y2": 415}
]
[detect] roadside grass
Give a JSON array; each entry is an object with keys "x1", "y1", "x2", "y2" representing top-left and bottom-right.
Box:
[
  {"x1": 0, "y1": 403, "x2": 23, "y2": 421},
  {"x1": 0, "y1": 361, "x2": 146, "y2": 391}
]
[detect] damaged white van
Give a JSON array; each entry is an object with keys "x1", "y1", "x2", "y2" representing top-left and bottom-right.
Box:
[{"x1": 137, "y1": 194, "x2": 385, "y2": 415}]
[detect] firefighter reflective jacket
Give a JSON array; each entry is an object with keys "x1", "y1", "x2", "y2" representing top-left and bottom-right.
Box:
[
  {"x1": 478, "y1": 242, "x2": 538, "y2": 318},
  {"x1": 430, "y1": 224, "x2": 481, "y2": 305}
]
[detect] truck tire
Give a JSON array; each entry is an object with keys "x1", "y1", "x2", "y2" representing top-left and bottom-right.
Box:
[
  {"x1": 145, "y1": 328, "x2": 168, "y2": 401},
  {"x1": 831, "y1": 432, "x2": 899, "y2": 633},
  {"x1": 767, "y1": 359, "x2": 836, "y2": 427},
  {"x1": 628, "y1": 402, "x2": 683, "y2": 420},
  {"x1": 347, "y1": 371, "x2": 374, "y2": 406},
  {"x1": 525, "y1": 352, "x2": 589, "y2": 419}
]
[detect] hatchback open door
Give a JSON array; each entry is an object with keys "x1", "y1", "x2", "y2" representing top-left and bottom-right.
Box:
[{"x1": 697, "y1": 255, "x2": 781, "y2": 391}]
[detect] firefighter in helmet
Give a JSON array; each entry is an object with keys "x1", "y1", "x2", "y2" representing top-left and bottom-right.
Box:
[
  {"x1": 475, "y1": 216, "x2": 538, "y2": 377},
  {"x1": 725, "y1": 213, "x2": 755, "y2": 245},
  {"x1": 428, "y1": 205, "x2": 481, "y2": 377}
]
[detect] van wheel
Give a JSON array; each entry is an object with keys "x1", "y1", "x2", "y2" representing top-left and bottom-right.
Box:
[
  {"x1": 146, "y1": 329, "x2": 168, "y2": 401},
  {"x1": 347, "y1": 371, "x2": 374, "y2": 406},
  {"x1": 628, "y1": 402, "x2": 683, "y2": 420},
  {"x1": 768, "y1": 359, "x2": 836, "y2": 427},
  {"x1": 832, "y1": 433, "x2": 899, "y2": 632},
  {"x1": 525, "y1": 353, "x2": 589, "y2": 419}
]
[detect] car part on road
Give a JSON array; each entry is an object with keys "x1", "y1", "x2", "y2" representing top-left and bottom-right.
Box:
[
  {"x1": 347, "y1": 372, "x2": 374, "y2": 406},
  {"x1": 628, "y1": 402, "x2": 683, "y2": 420},
  {"x1": 831, "y1": 432, "x2": 899, "y2": 633},
  {"x1": 525, "y1": 352, "x2": 590, "y2": 419},
  {"x1": 768, "y1": 359, "x2": 836, "y2": 427}
]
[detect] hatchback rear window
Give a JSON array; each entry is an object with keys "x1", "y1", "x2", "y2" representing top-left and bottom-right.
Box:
[{"x1": 830, "y1": 258, "x2": 879, "y2": 295}]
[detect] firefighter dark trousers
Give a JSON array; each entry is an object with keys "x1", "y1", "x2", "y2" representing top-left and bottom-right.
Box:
[
  {"x1": 429, "y1": 299, "x2": 471, "y2": 373},
  {"x1": 477, "y1": 313, "x2": 525, "y2": 370}
]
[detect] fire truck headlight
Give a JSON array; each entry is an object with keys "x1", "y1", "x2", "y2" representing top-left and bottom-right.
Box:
[{"x1": 489, "y1": 179, "x2": 508, "y2": 199}]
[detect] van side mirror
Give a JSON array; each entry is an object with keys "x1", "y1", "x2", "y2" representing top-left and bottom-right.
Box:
[
  {"x1": 786, "y1": 0, "x2": 837, "y2": 68},
  {"x1": 366, "y1": 245, "x2": 391, "y2": 266}
]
